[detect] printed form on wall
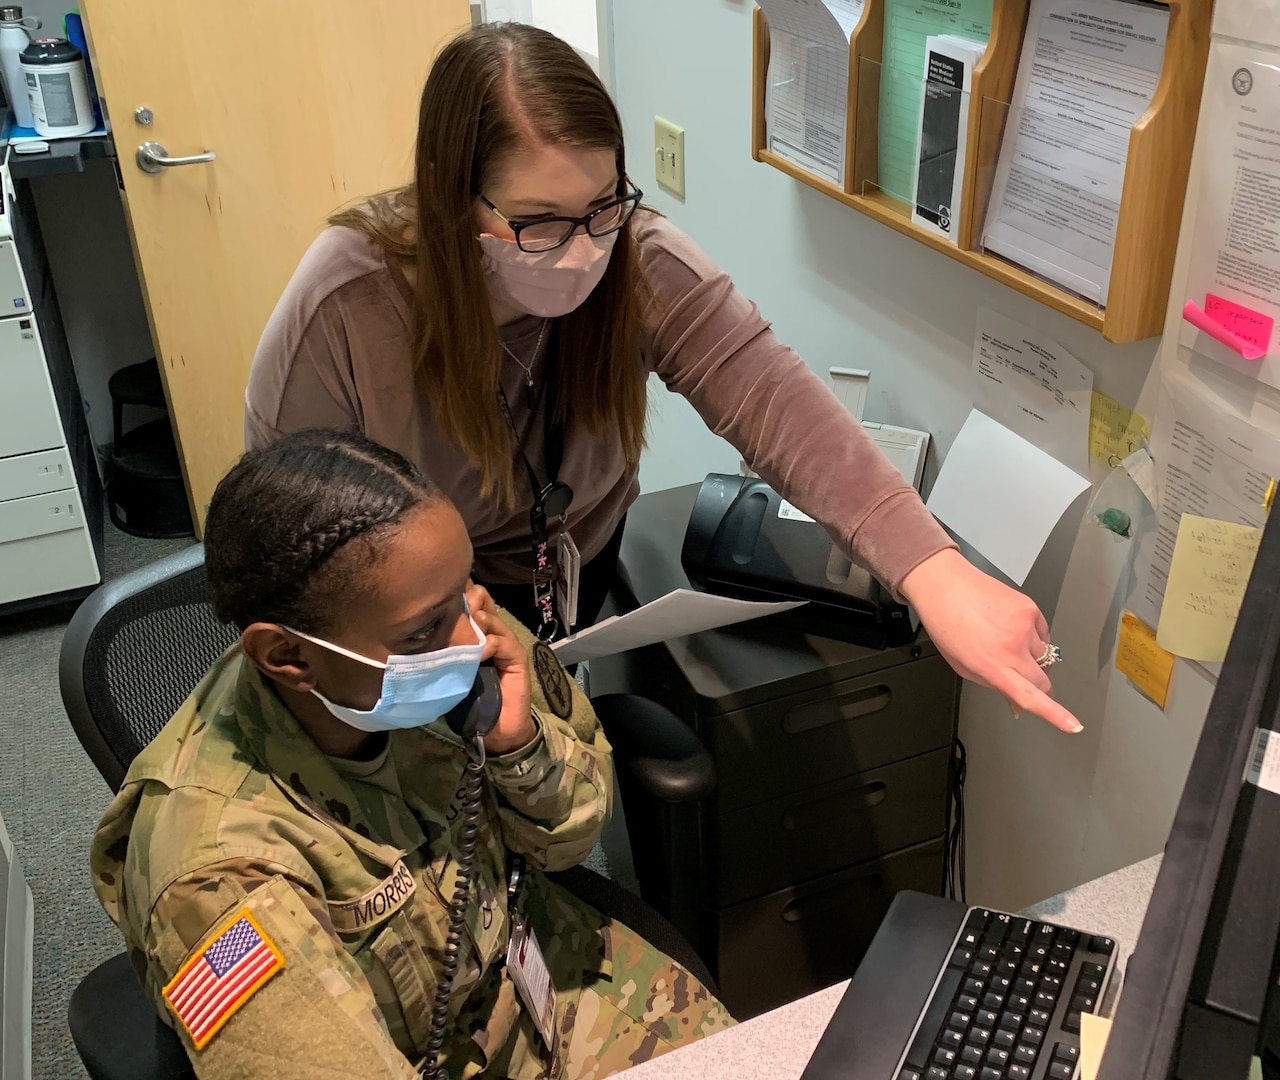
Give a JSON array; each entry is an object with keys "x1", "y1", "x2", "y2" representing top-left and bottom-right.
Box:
[
  {"x1": 760, "y1": 0, "x2": 865, "y2": 186},
  {"x1": 1129, "y1": 373, "x2": 1280, "y2": 638},
  {"x1": 1180, "y1": 40, "x2": 1280, "y2": 387},
  {"x1": 982, "y1": 0, "x2": 1168, "y2": 304}
]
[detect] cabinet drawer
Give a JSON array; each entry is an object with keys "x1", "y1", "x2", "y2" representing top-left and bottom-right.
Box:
[
  {"x1": 0, "y1": 446, "x2": 73, "y2": 501},
  {"x1": 0, "y1": 494, "x2": 98, "y2": 604},
  {"x1": 708, "y1": 748, "x2": 949, "y2": 906},
  {"x1": 0, "y1": 488, "x2": 86, "y2": 544},
  {"x1": 0, "y1": 313, "x2": 61, "y2": 459},
  {"x1": 703, "y1": 654, "x2": 958, "y2": 813},
  {"x1": 711, "y1": 835, "x2": 945, "y2": 1019}
]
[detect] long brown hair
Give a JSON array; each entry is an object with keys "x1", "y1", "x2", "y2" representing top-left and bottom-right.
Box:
[{"x1": 330, "y1": 24, "x2": 648, "y2": 506}]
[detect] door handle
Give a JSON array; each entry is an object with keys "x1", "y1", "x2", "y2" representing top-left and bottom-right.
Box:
[{"x1": 136, "y1": 141, "x2": 216, "y2": 174}]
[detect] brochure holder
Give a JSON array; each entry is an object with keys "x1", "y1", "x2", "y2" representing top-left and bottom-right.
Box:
[{"x1": 751, "y1": 0, "x2": 1213, "y2": 343}]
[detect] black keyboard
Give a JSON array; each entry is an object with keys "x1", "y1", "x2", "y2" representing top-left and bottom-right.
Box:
[{"x1": 893, "y1": 906, "x2": 1116, "y2": 1080}]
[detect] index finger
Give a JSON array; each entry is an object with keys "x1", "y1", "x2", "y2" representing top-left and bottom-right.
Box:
[
  {"x1": 472, "y1": 608, "x2": 524, "y2": 666},
  {"x1": 465, "y1": 581, "x2": 497, "y2": 619},
  {"x1": 1004, "y1": 673, "x2": 1082, "y2": 733}
]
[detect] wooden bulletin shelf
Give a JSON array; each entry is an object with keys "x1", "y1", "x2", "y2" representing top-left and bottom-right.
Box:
[{"x1": 751, "y1": 0, "x2": 1213, "y2": 343}]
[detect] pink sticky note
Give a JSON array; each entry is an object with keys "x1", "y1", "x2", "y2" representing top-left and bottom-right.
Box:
[{"x1": 1183, "y1": 296, "x2": 1273, "y2": 360}]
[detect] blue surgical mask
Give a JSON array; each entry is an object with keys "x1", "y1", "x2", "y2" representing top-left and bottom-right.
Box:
[{"x1": 284, "y1": 614, "x2": 486, "y2": 733}]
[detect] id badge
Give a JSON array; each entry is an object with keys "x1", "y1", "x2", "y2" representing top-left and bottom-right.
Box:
[
  {"x1": 507, "y1": 917, "x2": 558, "y2": 1049},
  {"x1": 555, "y1": 531, "x2": 580, "y2": 630}
]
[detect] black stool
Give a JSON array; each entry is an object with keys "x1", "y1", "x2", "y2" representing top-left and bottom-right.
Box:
[
  {"x1": 107, "y1": 360, "x2": 193, "y2": 539},
  {"x1": 108, "y1": 359, "x2": 166, "y2": 448}
]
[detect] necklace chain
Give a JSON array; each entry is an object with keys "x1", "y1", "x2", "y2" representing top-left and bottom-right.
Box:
[{"x1": 500, "y1": 319, "x2": 549, "y2": 390}]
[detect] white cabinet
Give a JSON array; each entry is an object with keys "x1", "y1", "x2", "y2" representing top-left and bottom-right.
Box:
[{"x1": 0, "y1": 164, "x2": 100, "y2": 609}]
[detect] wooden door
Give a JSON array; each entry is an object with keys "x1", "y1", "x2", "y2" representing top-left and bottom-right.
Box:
[{"x1": 82, "y1": 0, "x2": 471, "y2": 529}]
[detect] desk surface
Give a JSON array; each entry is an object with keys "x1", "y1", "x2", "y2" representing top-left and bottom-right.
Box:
[{"x1": 617, "y1": 855, "x2": 1163, "y2": 1080}]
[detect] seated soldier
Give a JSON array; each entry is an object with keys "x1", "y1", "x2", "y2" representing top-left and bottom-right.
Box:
[{"x1": 90, "y1": 428, "x2": 733, "y2": 1080}]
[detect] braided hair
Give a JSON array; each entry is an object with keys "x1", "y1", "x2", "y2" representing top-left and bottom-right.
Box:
[{"x1": 205, "y1": 428, "x2": 446, "y2": 632}]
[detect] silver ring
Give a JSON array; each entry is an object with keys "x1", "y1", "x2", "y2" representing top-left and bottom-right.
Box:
[{"x1": 1037, "y1": 643, "x2": 1063, "y2": 669}]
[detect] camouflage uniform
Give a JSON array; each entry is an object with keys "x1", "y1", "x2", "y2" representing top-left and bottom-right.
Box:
[{"x1": 90, "y1": 614, "x2": 733, "y2": 1079}]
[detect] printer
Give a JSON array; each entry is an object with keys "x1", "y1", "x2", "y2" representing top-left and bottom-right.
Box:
[{"x1": 682, "y1": 473, "x2": 916, "y2": 649}]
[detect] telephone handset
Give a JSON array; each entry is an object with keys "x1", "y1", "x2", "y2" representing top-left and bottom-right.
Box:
[
  {"x1": 446, "y1": 663, "x2": 503, "y2": 742},
  {"x1": 421, "y1": 663, "x2": 502, "y2": 1080}
]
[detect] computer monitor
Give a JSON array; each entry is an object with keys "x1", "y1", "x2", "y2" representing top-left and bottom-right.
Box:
[{"x1": 1099, "y1": 509, "x2": 1280, "y2": 1080}]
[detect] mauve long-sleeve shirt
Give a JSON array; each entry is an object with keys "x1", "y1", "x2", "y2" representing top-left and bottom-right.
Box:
[{"x1": 245, "y1": 212, "x2": 955, "y2": 593}]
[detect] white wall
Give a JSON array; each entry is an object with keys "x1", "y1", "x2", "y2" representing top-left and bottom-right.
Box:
[
  {"x1": 530, "y1": 0, "x2": 599, "y2": 63},
  {"x1": 482, "y1": 0, "x2": 602, "y2": 71},
  {"x1": 611, "y1": 0, "x2": 1211, "y2": 909}
]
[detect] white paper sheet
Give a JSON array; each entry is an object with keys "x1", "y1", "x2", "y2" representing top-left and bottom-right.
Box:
[
  {"x1": 1129, "y1": 374, "x2": 1280, "y2": 633},
  {"x1": 972, "y1": 308, "x2": 1094, "y2": 474},
  {"x1": 551, "y1": 589, "x2": 803, "y2": 665},
  {"x1": 1179, "y1": 41, "x2": 1280, "y2": 390},
  {"x1": 927, "y1": 409, "x2": 1092, "y2": 583},
  {"x1": 1120, "y1": 447, "x2": 1158, "y2": 508},
  {"x1": 760, "y1": 0, "x2": 865, "y2": 185},
  {"x1": 983, "y1": 0, "x2": 1168, "y2": 303}
]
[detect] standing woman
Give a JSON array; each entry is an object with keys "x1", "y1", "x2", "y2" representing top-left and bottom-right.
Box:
[{"x1": 247, "y1": 23, "x2": 1079, "y2": 733}]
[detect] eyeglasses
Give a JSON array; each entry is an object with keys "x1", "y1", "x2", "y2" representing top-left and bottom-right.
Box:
[{"x1": 478, "y1": 177, "x2": 643, "y2": 254}]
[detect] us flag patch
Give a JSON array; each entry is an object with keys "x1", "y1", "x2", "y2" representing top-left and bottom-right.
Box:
[{"x1": 162, "y1": 908, "x2": 284, "y2": 1049}]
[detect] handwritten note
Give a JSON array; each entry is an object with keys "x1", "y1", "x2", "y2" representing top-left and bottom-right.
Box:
[
  {"x1": 1089, "y1": 391, "x2": 1150, "y2": 465},
  {"x1": 1206, "y1": 294, "x2": 1274, "y2": 354},
  {"x1": 1115, "y1": 612, "x2": 1175, "y2": 708},
  {"x1": 1116, "y1": 616, "x2": 1172, "y2": 706},
  {"x1": 1183, "y1": 299, "x2": 1270, "y2": 361},
  {"x1": 1157, "y1": 516, "x2": 1263, "y2": 662}
]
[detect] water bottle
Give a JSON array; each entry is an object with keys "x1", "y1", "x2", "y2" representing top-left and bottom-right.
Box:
[
  {"x1": 21, "y1": 38, "x2": 95, "y2": 137},
  {"x1": 0, "y1": 5, "x2": 38, "y2": 129}
]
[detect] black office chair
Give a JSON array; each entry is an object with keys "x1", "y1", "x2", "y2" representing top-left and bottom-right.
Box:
[{"x1": 59, "y1": 544, "x2": 716, "y2": 1080}]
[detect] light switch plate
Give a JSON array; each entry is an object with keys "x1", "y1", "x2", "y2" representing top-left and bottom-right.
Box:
[{"x1": 654, "y1": 116, "x2": 685, "y2": 199}]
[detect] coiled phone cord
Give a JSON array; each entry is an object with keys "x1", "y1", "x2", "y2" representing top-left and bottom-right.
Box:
[{"x1": 419, "y1": 733, "x2": 487, "y2": 1080}]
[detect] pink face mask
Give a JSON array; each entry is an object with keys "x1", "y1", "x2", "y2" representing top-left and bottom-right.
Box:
[{"x1": 478, "y1": 229, "x2": 619, "y2": 318}]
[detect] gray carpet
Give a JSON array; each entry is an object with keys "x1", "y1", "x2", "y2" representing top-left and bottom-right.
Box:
[{"x1": 0, "y1": 517, "x2": 632, "y2": 1080}]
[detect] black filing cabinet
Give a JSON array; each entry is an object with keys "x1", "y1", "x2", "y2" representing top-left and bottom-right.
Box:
[{"x1": 590, "y1": 485, "x2": 961, "y2": 1018}]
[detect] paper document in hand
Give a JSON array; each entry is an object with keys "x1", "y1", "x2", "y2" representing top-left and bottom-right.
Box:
[
  {"x1": 879, "y1": 0, "x2": 992, "y2": 201},
  {"x1": 1157, "y1": 516, "x2": 1262, "y2": 663},
  {"x1": 759, "y1": 0, "x2": 865, "y2": 185},
  {"x1": 926, "y1": 409, "x2": 1091, "y2": 584},
  {"x1": 973, "y1": 309, "x2": 1093, "y2": 474},
  {"x1": 1179, "y1": 43, "x2": 1280, "y2": 389},
  {"x1": 983, "y1": 0, "x2": 1168, "y2": 304},
  {"x1": 1129, "y1": 374, "x2": 1280, "y2": 634},
  {"x1": 550, "y1": 589, "x2": 804, "y2": 666}
]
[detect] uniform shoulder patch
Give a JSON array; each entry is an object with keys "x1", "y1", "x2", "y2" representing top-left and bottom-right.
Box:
[
  {"x1": 163, "y1": 907, "x2": 284, "y2": 1050},
  {"x1": 532, "y1": 641, "x2": 574, "y2": 719}
]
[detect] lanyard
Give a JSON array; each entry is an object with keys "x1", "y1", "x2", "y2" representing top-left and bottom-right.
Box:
[{"x1": 495, "y1": 333, "x2": 572, "y2": 641}]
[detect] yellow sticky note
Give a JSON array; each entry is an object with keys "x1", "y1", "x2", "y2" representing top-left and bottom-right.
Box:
[
  {"x1": 1081, "y1": 1012, "x2": 1114, "y2": 1080},
  {"x1": 1116, "y1": 612, "x2": 1175, "y2": 708},
  {"x1": 1090, "y1": 390, "x2": 1151, "y2": 464},
  {"x1": 1157, "y1": 516, "x2": 1263, "y2": 662}
]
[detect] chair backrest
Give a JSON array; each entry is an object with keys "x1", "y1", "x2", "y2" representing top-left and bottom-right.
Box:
[{"x1": 59, "y1": 544, "x2": 238, "y2": 793}]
